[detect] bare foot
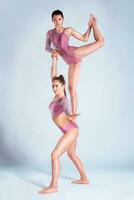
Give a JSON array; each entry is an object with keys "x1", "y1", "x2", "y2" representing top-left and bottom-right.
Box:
[
  {"x1": 69, "y1": 113, "x2": 80, "y2": 117},
  {"x1": 71, "y1": 116, "x2": 76, "y2": 123},
  {"x1": 72, "y1": 178, "x2": 89, "y2": 184},
  {"x1": 68, "y1": 113, "x2": 80, "y2": 122},
  {"x1": 38, "y1": 186, "x2": 58, "y2": 194},
  {"x1": 88, "y1": 14, "x2": 94, "y2": 27},
  {"x1": 92, "y1": 14, "x2": 97, "y2": 24}
]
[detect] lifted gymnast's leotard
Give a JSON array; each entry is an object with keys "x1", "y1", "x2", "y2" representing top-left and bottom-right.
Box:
[
  {"x1": 49, "y1": 96, "x2": 79, "y2": 134},
  {"x1": 45, "y1": 28, "x2": 82, "y2": 65}
]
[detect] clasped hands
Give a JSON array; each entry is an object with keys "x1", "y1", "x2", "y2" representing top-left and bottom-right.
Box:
[{"x1": 51, "y1": 49, "x2": 61, "y2": 59}]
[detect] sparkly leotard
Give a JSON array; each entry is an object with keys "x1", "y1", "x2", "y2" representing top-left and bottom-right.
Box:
[
  {"x1": 45, "y1": 28, "x2": 82, "y2": 65},
  {"x1": 49, "y1": 96, "x2": 79, "y2": 133}
]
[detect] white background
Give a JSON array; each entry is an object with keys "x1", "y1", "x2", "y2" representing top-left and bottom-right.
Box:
[{"x1": 0, "y1": 0, "x2": 134, "y2": 170}]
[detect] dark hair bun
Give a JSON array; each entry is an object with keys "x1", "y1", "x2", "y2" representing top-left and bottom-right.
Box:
[
  {"x1": 52, "y1": 74, "x2": 66, "y2": 85},
  {"x1": 59, "y1": 74, "x2": 64, "y2": 79}
]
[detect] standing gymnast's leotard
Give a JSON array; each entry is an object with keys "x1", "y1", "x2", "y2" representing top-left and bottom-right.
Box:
[{"x1": 49, "y1": 95, "x2": 79, "y2": 134}]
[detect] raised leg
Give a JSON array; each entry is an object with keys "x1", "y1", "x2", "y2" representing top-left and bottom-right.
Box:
[
  {"x1": 73, "y1": 18, "x2": 105, "y2": 58},
  {"x1": 67, "y1": 139, "x2": 89, "y2": 184},
  {"x1": 68, "y1": 62, "x2": 81, "y2": 121},
  {"x1": 38, "y1": 128, "x2": 79, "y2": 194}
]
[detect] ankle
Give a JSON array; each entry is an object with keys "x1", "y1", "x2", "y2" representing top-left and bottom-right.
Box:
[
  {"x1": 50, "y1": 183, "x2": 57, "y2": 189},
  {"x1": 80, "y1": 174, "x2": 88, "y2": 179}
]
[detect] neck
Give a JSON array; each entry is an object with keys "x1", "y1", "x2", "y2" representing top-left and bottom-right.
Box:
[
  {"x1": 55, "y1": 26, "x2": 64, "y2": 32},
  {"x1": 56, "y1": 93, "x2": 65, "y2": 99}
]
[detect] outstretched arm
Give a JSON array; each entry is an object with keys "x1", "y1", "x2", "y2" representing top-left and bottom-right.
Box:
[
  {"x1": 67, "y1": 15, "x2": 93, "y2": 42},
  {"x1": 70, "y1": 26, "x2": 91, "y2": 42},
  {"x1": 51, "y1": 56, "x2": 58, "y2": 80},
  {"x1": 45, "y1": 31, "x2": 60, "y2": 60}
]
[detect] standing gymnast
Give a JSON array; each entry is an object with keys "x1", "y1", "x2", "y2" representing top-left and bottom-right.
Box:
[
  {"x1": 45, "y1": 10, "x2": 105, "y2": 123},
  {"x1": 38, "y1": 55, "x2": 89, "y2": 194}
]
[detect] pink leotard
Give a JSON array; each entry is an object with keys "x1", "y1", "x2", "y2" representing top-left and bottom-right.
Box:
[
  {"x1": 49, "y1": 96, "x2": 79, "y2": 133},
  {"x1": 45, "y1": 28, "x2": 82, "y2": 65}
]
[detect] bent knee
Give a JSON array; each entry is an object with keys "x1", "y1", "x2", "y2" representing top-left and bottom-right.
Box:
[
  {"x1": 51, "y1": 151, "x2": 59, "y2": 160},
  {"x1": 98, "y1": 38, "x2": 105, "y2": 47},
  {"x1": 67, "y1": 152, "x2": 77, "y2": 160}
]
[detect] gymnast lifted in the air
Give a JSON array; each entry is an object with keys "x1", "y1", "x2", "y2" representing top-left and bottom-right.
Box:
[{"x1": 45, "y1": 10, "x2": 105, "y2": 123}]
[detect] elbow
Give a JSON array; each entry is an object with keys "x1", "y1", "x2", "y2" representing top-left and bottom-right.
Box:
[
  {"x1": 83, "y1": 36, "x2": 88, "y2": 42},
  {"x1": 45, "y1": 46, "x2": 48, "y2": 52},
  {"x1": 45, "y1": 44, "x2": 52, "y2": 53},
  {"x1": 84, "y1": 38, "x2": 88, "y2": 42},
  {"x1": 45, "y1": 47, "x2": 50, "y2": 52}
]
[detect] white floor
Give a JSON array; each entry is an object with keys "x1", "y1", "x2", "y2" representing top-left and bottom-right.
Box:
[{"x1": 0, "y1": 166, "x2": 134, "y2": 200}]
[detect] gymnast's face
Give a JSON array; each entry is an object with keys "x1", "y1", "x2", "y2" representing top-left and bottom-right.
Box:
[
  {"x1": 52, "y1": 15, "x2": 64, "y2": 28},
  {"x1": 52, "y1": 80, "x2": 65, "y2": 95}
]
